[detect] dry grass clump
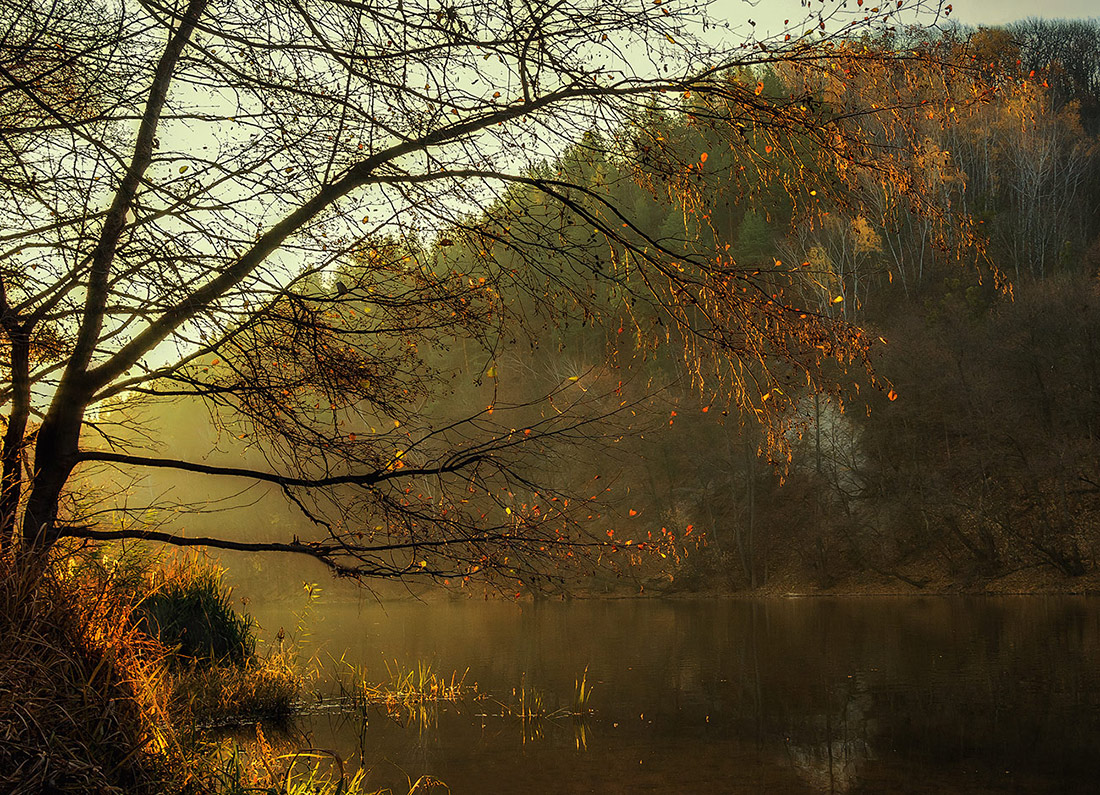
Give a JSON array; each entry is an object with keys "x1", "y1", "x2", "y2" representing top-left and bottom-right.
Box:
[
  {"x1": 202, "y1": 727, "x2": 450, "y2": 794},
  {"x1": 172, "y1": 653, "x2": 302, "y2": 728},
  {"x1": 0, "y1": 549, "x2": 423, "y2": 795},
  {"x1": 0, "y1": 563, "x2": 184, "y2": 795},
  {"x1": 0, "y1": 551, "x2": 301, "y2": 794}
]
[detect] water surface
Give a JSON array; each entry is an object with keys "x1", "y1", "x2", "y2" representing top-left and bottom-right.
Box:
[{"x1": 251, "y1": 597, "x2": 1100, "y2": 793}]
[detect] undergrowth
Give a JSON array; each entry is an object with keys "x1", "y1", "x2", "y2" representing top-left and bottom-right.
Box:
[
  {"x1": 0, "y1": 547, "x2": 349, "y2": 794},
  {"x1": 0, "y1": 559, "x2": 183, "y2": 794},
  {"x1": 136, "y1": 560, "x2": 257, "y2": 667}
]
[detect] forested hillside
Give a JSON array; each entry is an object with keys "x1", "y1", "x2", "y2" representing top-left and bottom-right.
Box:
[{"x1": 100, "y1": 20, "x2": 1100, "y2": 595}]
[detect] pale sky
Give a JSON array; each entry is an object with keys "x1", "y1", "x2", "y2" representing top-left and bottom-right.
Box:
[
  {"x1": 950, "y1": 0, "x2": 1098, "y2": 25},
  {"x1": 708, "y1": 0, "x2": 1097, "y2": 40}
]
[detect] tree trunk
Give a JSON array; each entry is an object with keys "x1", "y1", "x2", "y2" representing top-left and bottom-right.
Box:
[
  {"x1": 0, "y1": 327, "x2": 30, "y2": 555},
  {"x1": 20, "y1": 394, "x2": 87, "y2": 554}
]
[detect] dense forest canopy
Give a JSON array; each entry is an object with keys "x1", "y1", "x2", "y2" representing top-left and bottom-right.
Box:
[{"x1": 1, "y1": 0, "x2": 1098, "y2": 592}]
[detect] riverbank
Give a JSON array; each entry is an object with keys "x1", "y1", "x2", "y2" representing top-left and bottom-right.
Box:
[{"x1": 0, "y1": 554, "x2": 418, "y2": 795}]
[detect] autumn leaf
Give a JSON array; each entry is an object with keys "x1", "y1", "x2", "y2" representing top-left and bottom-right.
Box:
[
  {"x1": 754, "y1": 81, "x2": 764, "y2": 95},
  {"x1": 888, "y1": 389, "x2": 898, "y2": 401},
  {"x1": 699, "y1": 152, "x2": 708, "y2": 164},
  {"x1": 832, "y1": 295, "x2": 844, "y2": 304}
]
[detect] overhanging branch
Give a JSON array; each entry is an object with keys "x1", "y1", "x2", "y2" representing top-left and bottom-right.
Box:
[{"x1": 75, "y1": 450, "x2": 483, "y2": 487}]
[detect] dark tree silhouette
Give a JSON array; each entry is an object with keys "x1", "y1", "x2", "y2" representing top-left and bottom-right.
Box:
[{"x1": 0, "y1": 0, "x2": 952, "y2": 584}]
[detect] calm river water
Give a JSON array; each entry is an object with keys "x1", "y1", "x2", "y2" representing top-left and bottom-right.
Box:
[{"x1": 250, "y1": 596, "x2": 1100, "y2": 794}]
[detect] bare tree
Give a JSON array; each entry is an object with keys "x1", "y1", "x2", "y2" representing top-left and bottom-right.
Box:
[{"x1": 0, "y1": 0, "x2": 952, "y2": 584}]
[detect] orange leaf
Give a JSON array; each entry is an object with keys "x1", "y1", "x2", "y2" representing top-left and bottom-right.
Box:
[
  {"x1": 754, "y1": 81, "x2": 764, "y2": 95},
  {"x1": 629, "y1": 509, "x2": 637, "y2": 516},
  {"x1": 887, "y1": 389, "x2": 898, "y2": 401},
  {"x1": 699, "y1": 152, "x2": 708, "y2": 164}
]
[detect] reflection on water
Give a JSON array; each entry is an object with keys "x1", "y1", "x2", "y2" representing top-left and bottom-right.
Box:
[{"x1": 250, "y1": 597, "x2": 1100, "y2": 794}]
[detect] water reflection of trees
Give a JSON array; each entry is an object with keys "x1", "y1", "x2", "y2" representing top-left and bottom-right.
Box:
[{"x1": 283, "y1": 598, "x2": 1100, "y2": 793}]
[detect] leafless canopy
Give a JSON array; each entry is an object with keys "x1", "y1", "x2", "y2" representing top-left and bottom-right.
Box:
[{"x1": 0, "y1": 0, "x2": 948, "y2": 584}]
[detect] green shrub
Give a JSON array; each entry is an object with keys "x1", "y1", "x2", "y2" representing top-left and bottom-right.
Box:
[{"x1": 136, "y1": 569, "x2": 256, "y2": 667}]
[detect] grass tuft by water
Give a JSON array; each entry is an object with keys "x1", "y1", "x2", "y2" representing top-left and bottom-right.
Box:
[{"x1": 202, "y1": 726, "x2": 450, "y2": 794}]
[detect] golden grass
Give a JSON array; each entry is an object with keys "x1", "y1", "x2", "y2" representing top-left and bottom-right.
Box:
[
  {"x1": 201, "y1": 726, "x2": 450, "y2": 794},
  {"x1": 171, "y1": 652, "x2": 302, "y2": 728},
  {"x1": 0, "y1": 563, "x2": 183, "y2": 795},
  {"x1": 0, "y1": 550, "x2": 449, "y2": 794}
]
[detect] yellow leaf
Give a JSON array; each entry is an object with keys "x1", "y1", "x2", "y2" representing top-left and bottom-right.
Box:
[
  {"x1": 178, "y1": 165, "x2": 188, "y2": 173},
  {"x1": 832, "y1": 295, "x2": 844, "y2": 303},
  {"x1": 486, "y1": 365, "x2": 497, "y2": 378}
]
